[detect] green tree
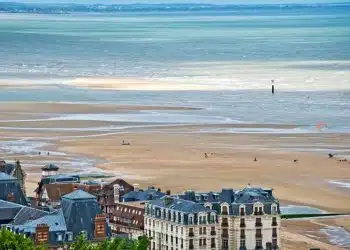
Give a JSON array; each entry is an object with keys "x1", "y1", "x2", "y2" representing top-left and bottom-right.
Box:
[
  {"x1": 0, "y1": 227, "x2": 39, "y2": 250},
  {"x1": 70, "y1": 234, "x2": 92, "y2": 250}
]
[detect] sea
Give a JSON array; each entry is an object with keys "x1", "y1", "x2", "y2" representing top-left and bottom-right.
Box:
[{"x1": 0, "y1": 4, "x2": 350, "y2": 133}]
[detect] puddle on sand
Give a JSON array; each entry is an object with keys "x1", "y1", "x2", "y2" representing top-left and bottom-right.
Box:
[
  {"x1": 280, "y1": 205, "x2": 325, "y2": 215},
  {"x1": 321, "y1": 226, "x2": 350, "y2": 248}
]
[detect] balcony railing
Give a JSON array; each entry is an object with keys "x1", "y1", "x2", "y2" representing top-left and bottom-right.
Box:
[
  {"x1": 189, "y1": 245, "x2": 194, "y2": 249},
  {"x1": 240, "y1": 223, "x2": 246, "y2": 228},
  {"x1": 272, "y1": 221, "x2": 278, "y2": 226},
  {"x1": 210, "y1": 231, "x2": 216, "y2": 236},
  {"x1": 189, "y1": 232, "x2": 194, "y2": 237},
  {"x1": 211, "y1": 244, "x2": 216, "y2": 249}
]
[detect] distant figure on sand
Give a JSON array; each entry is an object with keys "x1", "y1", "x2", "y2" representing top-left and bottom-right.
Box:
[
  {"x1": 38, "y1": 151, "x2": 41, "y2": 155},
  {"x1": 204, "y1": 153, "x2": 208, "y2": 159},
  {"x1": 328, "y1": 153, "x2": 334, "y2": 158},
  {"x1": 254, "y1": 157, "x2": 257, "y2": 162},
  {"x1": 47, "y1": 152, "x2": 50, "y2": 156},
  {"x1": 122, "y1": 140, "x2": 131, "y2": 146},
  {"x1": 293, "y1": 159, "x2": 298, "y2": 163}
]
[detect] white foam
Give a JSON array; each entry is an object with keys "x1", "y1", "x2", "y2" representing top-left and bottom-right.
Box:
[
  {"x1": 328, "y1": 180, "x2": 350, "y2": 189},
  {"x1": 320, "y1": 226, "x2": 350, "y2": 248}
]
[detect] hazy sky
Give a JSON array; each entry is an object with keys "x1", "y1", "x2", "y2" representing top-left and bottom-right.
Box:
[{"x1": 12, "y1": 0, "x2": 350, "y2": 4}]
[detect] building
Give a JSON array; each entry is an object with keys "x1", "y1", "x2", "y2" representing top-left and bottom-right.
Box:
[
  {"x1": 146, "y1": 186, "x2": 281, "y2": 250},
  {"x1": 6, "y1": 190, "x2": 111, "y2": 249},
  {"x1": 41, "y1": 163, "x2": 59, "y2": 177},
  {"x1": 0, "y1": 159, "x2": 26, "y2": 194},
  {"x1": 96, "y1": 178, "x2": 135, "y2": 212},
  {"x1": 145, "y1": 196, "x2": 218, "y2": 250},
  {"x1": 109, "y1": 201, "x2": 145, "y2": 239},
  {"x1": 0, "y1": 172, "x2": 28, "y2": 206}
]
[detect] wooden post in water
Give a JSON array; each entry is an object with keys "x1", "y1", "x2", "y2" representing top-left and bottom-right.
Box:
[{"x1": 271, "y1": 80, "x2": 275, "y2": 94}]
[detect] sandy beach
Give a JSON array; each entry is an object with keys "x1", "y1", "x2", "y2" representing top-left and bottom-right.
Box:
[{"x1": 0, "y1": 101, "x2": 349, "y2": 249}]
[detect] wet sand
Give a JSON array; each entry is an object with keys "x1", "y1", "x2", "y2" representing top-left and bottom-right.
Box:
[{"x1": 0, "y1": 101, "x2": 350, "y2": 249}]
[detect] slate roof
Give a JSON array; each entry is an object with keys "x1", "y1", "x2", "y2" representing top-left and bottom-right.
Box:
[
  {"x1": 0, "y1": 200, "x2": 23, "y2": 223},
  {"x1": 0, "y1": 163, "x2": 16, "y2": 175},
  {"x1": 0, "y1": 172, "x2": 16, "y2": 181},
  {"x1": 234, "y1": 187, "x2": 276, "y2": 204},
  {"x1": 0, "y1": 173, "x2": 28, "y2": 206},
  {"x1": 61, "y1": 190, "x2": 103, "y2": 240},
  {"x1": 149, "y1": 196, "x2": 213, "y2": 213},
  {"x1": 62, "y1": 190, "x2": 96, "y2": 200},
  {"x1": 122, "y1": 188, "x2": 165, "y2": 202},
  {"x1": 12, "y1": 206, "x2": 51, "y2": 225}
]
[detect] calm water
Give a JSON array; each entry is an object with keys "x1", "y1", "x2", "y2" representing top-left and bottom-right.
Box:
[{"x1": 0, "y1": 5, "x2": 350, "y2": 89}]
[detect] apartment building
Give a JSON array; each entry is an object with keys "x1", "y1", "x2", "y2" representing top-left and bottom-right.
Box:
[{"x1": 146, "y1": 186, "x2": 281, "y2": 250}]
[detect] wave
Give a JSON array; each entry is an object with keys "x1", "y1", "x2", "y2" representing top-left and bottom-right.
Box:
[{"x1": 1, "y1": 2, "x2": 349, "y2": 14}]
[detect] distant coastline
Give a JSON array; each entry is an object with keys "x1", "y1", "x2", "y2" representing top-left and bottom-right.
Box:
[{"x1": 1, "y1": 2, "x2": 350, "y2": 14}]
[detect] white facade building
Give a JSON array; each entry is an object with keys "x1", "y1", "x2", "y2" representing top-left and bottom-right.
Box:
[{"x1": 145, "y1": 187, "x2": 281, "y2": 250}]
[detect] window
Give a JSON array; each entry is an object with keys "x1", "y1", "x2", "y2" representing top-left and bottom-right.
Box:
[
  {"x1": 189, "y1": 228, "x2": 194, "y2": 237},
  {"x1": 171, "y1": 236, "x2": 173, "y2": 244},
  {"x1": 254, "y1": 206, "x2": 259, "y2": 215},
  {"x1": 189, "y1": 239, "x2": 194, "y2": 249},
  {"x1": 221, "y1": 206, "x2": 228, "y2": 215},
  {"x1": 67, "y1": 232, "x2": 73, "y2": 241},
  {"x1": 221, "y1": 218, "x2": 228, "y2": 227},
  {"x1": 272, "y1": 204, "x2": 277, "y2": 214},
  {"x1": 240, "y1": 229, "x2": 245, "y2": 239},
  {"x1": 272, "y1": 228, "x2": 277, "y2": 238},
  {"x1": 203, "y1": 227, "x2": 206, "y2": 234},
  {"x1": 57, "y1": 234, "x2": 63, "y2": 241},
  {"x1": 176, "y1": 237, "x2": 178, "y2": 244},
  {"x1": 259, "y1": 206, "x2": 263, "y2": 215},
  {"x1": 240, "y1": 207, "x2": 245, "y2": 216},
  {"x1": 240, "y1": 239, "x2": 246, "y2": 248},
  {"x1": 222, "y1": 239, "x2": 228, "y2": 249},
  {"x1": 256, "y1": 218, "x2": 262, "y2": 227},
  {"x1": 181, "y1": 227, "x2": 183, "y2": 235},
  {"x1": 272, "y1": 217, "x2": 278, "y2": 226},
  {"x1": 199, "y1": 227, "x2": 202, "y2": 234},
  {"x1": 171, "y1": 225, "x2": 173, "y2": 232},
  {"x1": 240, "y1": 218, "x2": 245, "y2": 227},
  {"x1": 166, "y1": 234, "x2": 168, "y2": 242},
  {"x1": 199, "y1": 239, "x2": 202, "y2": 246},
  {"x1": 272, "y1": 238, "x2": 278, "y2": 249},
  {"x1": 211, "y1": 238, "x2": 215, "y2": 248},
  {"x1": 256, "y1": 239, "x2": 263, "y2": 249},
  {"x1": 256, "y1": 228, "x2": 262, "y2": 239},
  {"x1": 203, "y1": 239, "x2": 206, "y2": 246}
]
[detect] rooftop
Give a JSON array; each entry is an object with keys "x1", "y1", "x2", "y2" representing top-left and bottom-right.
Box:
[
  {"x1": 0, "y1": 172, "x2": 16, "y2": 181},
  {"x1": 42, "y1": 163, "x2": 59, "y2": 171},
  {"x1": 62, "y1": 189, "x2": 96, "y2": 200},
  {"x1": 150, "y1": 196, "x2": 213, "y2": 213}
]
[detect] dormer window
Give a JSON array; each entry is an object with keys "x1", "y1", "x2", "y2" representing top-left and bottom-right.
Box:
[
  {"x1": 271, "y1": 204, "x2": 278, "y2": 214},
  {"x1": 67, "y1": 232, "x2": 73, "y2": 241},
  {"x1": 57, "y1": 233, "x2": 63, "y2": 241},
  {"x1": 221, "y1": 205, "x2": 229, "y2": 215},
  {"x1": 240, "y1": 206, "x2": 245, "y2": 216},
  {"x1": 189, "y1": 214, "x2": 194, "y2": 224},
  {"x1": 195, "y1": 195, "x2": 200, "y2": 201}
]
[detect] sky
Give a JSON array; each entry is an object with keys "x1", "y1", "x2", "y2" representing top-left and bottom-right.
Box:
[{"x1": 11, "y1": 0, "x2": 350, "y2": 4}]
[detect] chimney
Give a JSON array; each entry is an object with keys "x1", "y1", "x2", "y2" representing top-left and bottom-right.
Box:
[
  {"x1": 133, "y1": 184, "x2": 140, "y2": 192},
  {"x1": 94, "y1": 214, "x2": 106, "y2": 239},
  {"x1": 7, "y1": 193, "x2": 15, "y2": 203},
  {"x1": 113, "y1": 184, "x2": 120, "y2": 203},
  {"x1": 35, "y1": 224, "x2": 49, "y2": 245},
  {"x1": 166, "y1": 190, "x2": 171, "y2": 195}
]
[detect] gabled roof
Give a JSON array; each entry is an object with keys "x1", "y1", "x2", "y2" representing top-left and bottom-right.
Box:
[
  {"x1": 150, "y1": 196, "x2": 213, "y2": 213},
  {"x1": 44, "y1": 183, "x2": 74, "y2": 202},
  {"x1": 62, "y1": 190, "x2": 96, "y2": 200},
  {"x1": 0, "y1": 172, "x2": 16, "y2": 181},
  {"x1": 234, "y1": 187, "x2": 276, "y2": 204}
]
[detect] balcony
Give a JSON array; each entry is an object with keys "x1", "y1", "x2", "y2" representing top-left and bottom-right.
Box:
[
  {"x1": 189, "y1": 232, "x2": 194, "y2": 237},
  {"x1": 210, "y1": 231, "x2": 216, "y2": 236},
  {"x1": 272, "y1": 221, "x2": 278, "y2": 227},
  {"x1": 240, "y1": 223, "x2": 246, "y2": 228},
  {"x1": 211, "y1": 244, "x2": 216, "y2": 249},
  {"x1": 189, "y1": 245, "x2": 194, "y2": 249}
]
